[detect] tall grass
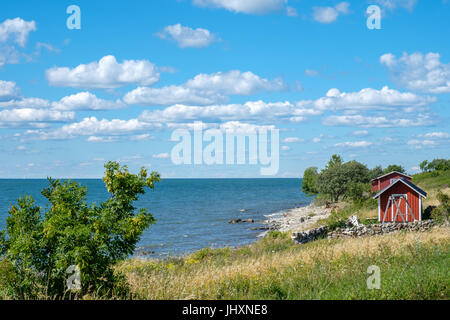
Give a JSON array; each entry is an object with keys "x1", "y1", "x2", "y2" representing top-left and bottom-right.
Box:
[{"x1": 117, "y1": 226, "x2": 449, "y2": 300}]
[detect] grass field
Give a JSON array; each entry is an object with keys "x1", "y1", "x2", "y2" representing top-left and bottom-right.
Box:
[{"x1": 116, "y1": 226, "x2": 449, "y2": 300}]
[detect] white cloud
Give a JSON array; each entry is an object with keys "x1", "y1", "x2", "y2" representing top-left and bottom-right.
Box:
[
  {"x1": 281, "y1": 146, "x2": 291, "y2": 151},
  {"x1": 185, "y1": 70, "x2": 286, "y2": 95},
  {"x1": 124, "y1": 70, "x2": 286, "y2": 106},
  {"x1": 420, "y1": 132, "x2": 449, "y2": 139},
  {"x1": 374, "y1": 0, "x2": 417, "y2": 11},
  {"x1": 129, "y1": 133, "x2": 154, "y2": 141},
  {"x1": 124, "y1": 85, "x2": 225, "y2": 106},
  {"x1": 0, "y1": 97, "x2": 51, "y2": 109},
  {"x1": 0, "y1": 18, "x2": 37, "y2": 67},
  {"x1": 87, "y1": 136, "x2": 118, "y2": 143},
  {"x1": 0, "y1": 80, "x2": 20, "y2": 101},
  {"x1": 323, "y1": 114, "x2": 433, "y2": 128},
  {"x1": 26, "y1": 117, "x2": 162, "y2": 140},
  {"x1": 153, "y1": 153, "x2": 169, "y2": 159},
  {"x1": 139, "y1": 100, "x2": 302, "y2": 124},
  {"x1": 352, "y1": 130, "x2": 369, "y2": 136},
  {"x1": 0, "y1": 108, "x2": 74, "y2": 126},
  {"x1": 46, "y1": 55, "x2": 160, "y2": 89},
  {"x1": 408, "y1": 132, "x2": 450, "y2": 149},
  {"x1": 335, "y1": 141, "x2": 373, "y2": 148},
  {"x1": 282, "y1": 137, "x2": 304, "y2": 143},
  {"x1": 192, "y1": 0, "x2": 288, "y2": 15},
  {"x1": 312, "y1": 86, "x2": 435, "y2": 112},
  {"x1": 157, "y1": 24, "x2": 217, "y2": 48},
  {"x1": 0, "y1": 18, "x2": 36, "y2": 47},
  {"x1": 52, "y1": 92, "x2": 126, "y2": 110},
  {"x1": 313, "y1": 2, "x2": 350, "y2": 24},
  {"x1": 380, "y1": 52, "x2": 450, "y2": 94}
]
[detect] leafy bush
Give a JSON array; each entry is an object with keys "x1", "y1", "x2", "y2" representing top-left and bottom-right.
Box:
[
  {"x1": 302, "y1": 167, "x2": 319, "y2": 194},
  {"x1": 0, "y1": 161, "x2": 160, "y2": 299},
  {"x1": 431, "y1": 191, "x2": 450, "y2": 223}
]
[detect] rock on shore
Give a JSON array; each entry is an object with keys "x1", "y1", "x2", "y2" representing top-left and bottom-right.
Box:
[{"x1": 264, "y1": 203, "x2": 334, "y2": 232}]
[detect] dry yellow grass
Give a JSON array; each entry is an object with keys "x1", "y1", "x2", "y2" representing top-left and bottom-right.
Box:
[
  {"x1": 423, "y1": 187, "x2": 450, "y2": 208},
  {"x1": 118, "y1": 225, "x2": 450, "y2": 300}
]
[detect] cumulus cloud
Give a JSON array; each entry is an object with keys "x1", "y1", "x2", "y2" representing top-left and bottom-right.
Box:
[
  {"x1": 323, "y1": 114, "x2": 433, "y2": 128},
  {"x1": 374, "y1": 0, "x2": 418, "y2": 11},
  {"x1": 0, "y1": 80, "x2": 20, "y2": 101},
  {"x1": 124, "y1": 70, "x2": 286, "y2": 106},
  {"x1": 408, "y1": 131, "x2": 450, "y2": 149},
  {"x1": 352, "y1": 130, "x2": 369, "y2": 136},
  {"x1": 0, "y1": 17, "x2": 36, "y2": 46},
  {"x1": 152, "y1": 153, "x2": 169, "y2": 159},
  {"x1": 124, "y1": 85, "x2": 225, "y2": 106},
  {"x1": 313, "y1": 2, "x2": 350, "y2": 24},
  {"x1": 52, "y1": 92, "x2": 126, "y2": 110},
  {"x1": 420, "y1": 132, "x2": 449, "y2": 139},
  {"x1": 157, "y1": 24, "x2": 217, "y2": 48},
  {"x1": 139, "y1": 100, "x2": 303, "y2": 124},
  {"x1": 0, "y1": 97, "x2": 50, "y2": 109},
  {"x1": 380, "y1": 52, "x2": 450, "y2": 94},
  {"x1": 0, "y1": 18, "x2": 36, "y2": 66},
  {"x1": 0, "y1": 108, "x2": 74, "y2": 127},
  {"x1": 334, "y1": 141, "x2": 373, "y2": 148},
  {"x1": 311, "y1": 86, "x2": 435, "y2": 112},
  {"x1": 46, "y1": 55, "x2": 160, "y2": 89},
  {"x1": 192, "y1": 0, "x2": 288, "y2": 15},
  {"x1": 26, "y1": 117, "x2": 162, "y2": 140},
  {"x1": 282, "y1": 137, "x2": 304, "y2": 143}
]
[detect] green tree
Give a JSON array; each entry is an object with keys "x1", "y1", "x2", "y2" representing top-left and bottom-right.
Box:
[
  {"x1": 383, "y1": 164, "x2": 406, "y2": 174},
  {"x1": 369, "y1": 165, "x2": 384, "y2": 180},
  {"x1": 302, "y1": 167, "x2": 319, "y2": 194},
  {"x1": 316, "y1": 156, "x2": 370, "y2": 202},
  {"x1": 427, "y1": 159, "x2": 450, "y2": 172},
  {"x1": 325, "y1": 154, "x2": 343, "y2": 170},
  {"x1": 419, "y1": 160, "x2": 429, "y2": 172},
  {"x1": 0, "y1": 161, "x2": 160, "y2": 299}
]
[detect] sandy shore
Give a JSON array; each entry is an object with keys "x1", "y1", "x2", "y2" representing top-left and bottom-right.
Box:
[{"x1": 264, "y1": 203, "x2": 334, "y2": 232}]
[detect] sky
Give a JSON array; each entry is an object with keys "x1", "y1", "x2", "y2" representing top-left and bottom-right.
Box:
[{"x1": 0, "y1": 0, "x2": 449, "y2": 178}]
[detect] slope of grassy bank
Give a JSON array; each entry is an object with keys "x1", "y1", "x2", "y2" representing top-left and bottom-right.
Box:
[{"x1": 117, "y1": 226, "x2": 449, "y2": 300}]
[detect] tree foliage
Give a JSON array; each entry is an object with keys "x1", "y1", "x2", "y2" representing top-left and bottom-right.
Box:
[
  {"x1": 0, "y1": 161, "x2": 160, "y2": 299},
  {"x1": 383, "y1": 164, "x2": 406, "y2": 174},
  {"x1": 315, "y1": 155, "x2": 370, "y2": 202},
  {"x1": 302, "y1": 167, "x2": 319, "y2": 194},
  {"x1": 420, "y1": 159, "x2": 450, "y2": 172}
]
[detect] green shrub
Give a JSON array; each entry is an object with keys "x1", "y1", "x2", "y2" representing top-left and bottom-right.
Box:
[
  {"x1": 0, "y1": 161, "x2": 160, "y2": 299},
  {"x1": 431, "y1": 191, "x2": 450, "y2": 223}
]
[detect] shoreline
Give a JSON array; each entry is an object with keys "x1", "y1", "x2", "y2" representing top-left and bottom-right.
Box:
[{"x1": 263, "y1": 202, "x2": 334, "y2": 233}]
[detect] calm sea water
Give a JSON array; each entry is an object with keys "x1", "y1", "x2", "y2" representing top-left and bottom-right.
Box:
[{"x1": 0, "y1": 179, "x2": 311, "y2": 258}]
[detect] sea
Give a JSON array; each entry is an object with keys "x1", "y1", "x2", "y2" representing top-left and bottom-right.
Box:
[{"x1": 0, "y1": 178, "x2": 312, "y2": 258}]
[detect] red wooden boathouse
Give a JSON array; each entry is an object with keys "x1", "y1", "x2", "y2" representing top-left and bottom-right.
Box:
[{"x1": 372, "y1": 175, "x2": 427, "y2": 223}]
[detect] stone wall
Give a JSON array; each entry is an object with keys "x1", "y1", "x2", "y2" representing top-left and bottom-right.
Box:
[
  {"x1": 291, "y1": 218, "x2": 436, "y2": 245},
  {"x1": 291, "y1": 226, "x2": 328, "y2": 244},
  {"x1": 328, "y1": 220, "x2": 436, "y2": 239}
]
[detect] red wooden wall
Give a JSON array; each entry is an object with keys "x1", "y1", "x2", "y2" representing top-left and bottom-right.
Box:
[{"x1": 379, "y1": 182, "x2": 421, "y2": 222}]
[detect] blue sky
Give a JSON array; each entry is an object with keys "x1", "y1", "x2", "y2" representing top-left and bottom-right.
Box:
[{"x1": 0, "y1": 0, "x2": 449, "y2": 178}]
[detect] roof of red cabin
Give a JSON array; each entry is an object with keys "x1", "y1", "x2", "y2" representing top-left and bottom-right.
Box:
[
  {"x1": 372, "y1": 178, "x2": 427, "y2": 199},
  {"x1": 371, "y1": 171, "x2": 412, "y2": 182}
]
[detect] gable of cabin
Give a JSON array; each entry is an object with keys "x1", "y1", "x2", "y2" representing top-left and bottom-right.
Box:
[{"x1": 371, "y1": 172, "x2": 412, "y2": 192}]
